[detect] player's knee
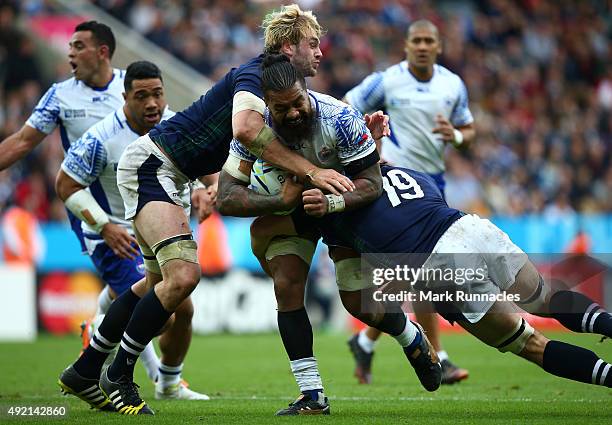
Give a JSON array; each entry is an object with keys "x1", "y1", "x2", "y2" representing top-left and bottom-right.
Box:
[
  {"x1": 272, "y1": 261, "x2": 307, "y2": 296},
  {"x1": 167, "y1": 262, "x2": 201, "y2": 295},
  {"x1": 273, "y1": 276, "x2": 305, "y2": 304},
  {"x1": 515, "y1": 272, "x2": 551, "y2": 315}
]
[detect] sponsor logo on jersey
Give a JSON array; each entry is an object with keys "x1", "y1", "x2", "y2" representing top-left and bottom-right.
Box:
[
  {"x1": 64, "y1": 109, "x2": 87, "y2": 119},
  {"x1": 92, "y1": 95, "x2": 111, "y2": 103}
]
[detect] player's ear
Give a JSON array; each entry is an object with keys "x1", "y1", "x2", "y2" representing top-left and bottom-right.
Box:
[
  {"x1": 122, "y1": 92, "x2": 127, "y2": 101},
  {"x1": 437, "y1": 39, "x2": 443, "y2": 55},
  {"x1": 280, "y1": 40, "x2": 295, "y2": 57},
  {"x1": 98, "y1": 44, "x2": 110, "y2": 60}
]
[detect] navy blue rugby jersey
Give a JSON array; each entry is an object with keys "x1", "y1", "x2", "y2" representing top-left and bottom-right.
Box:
[
  {"x1": 149, "y1": 55, "x2": 264, "y2": 179},
  {"x1": 319, "y1": 165, "x2": 463, "y2": 256}
]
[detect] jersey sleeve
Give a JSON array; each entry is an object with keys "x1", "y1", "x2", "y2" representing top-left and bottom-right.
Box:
[
  {"x1": 26, "y1": 84, "x2": 60, "y2": 134},
  {"x1": 60, "y1": 130, "x2": 108, "y2": 186},
  {"x1": 344, "y1": 72, "x2": 385, "y2": 113},
  {"x1": 334, "y1": 106, "x2": 377, "y2": 165},
  {"x1": 228, "y1": 138, "x2": 257, "y2": 162},
  {"x1": 449, "y1": 79, "x2": 474, "y2": 127},
  {"x1": 233, "y1": 60, "x2": 264, "y2": 100}
]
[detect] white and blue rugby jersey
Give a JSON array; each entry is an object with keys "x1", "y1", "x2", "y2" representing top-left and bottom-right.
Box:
[
  {"x1": 229, "y1": 90, "x2": 376, "y2": 171},
  {"x1": 345, "y1": 62, "x2": 473, "y2": 174},
  {"x1": 61, "y1": 106, "x2": 175, "y2": 235},
  {"x1": 26, "y1": 69, "x2": 126, "y2": 153}
]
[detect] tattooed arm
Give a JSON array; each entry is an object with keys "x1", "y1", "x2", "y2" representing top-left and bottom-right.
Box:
[
  {"x1": 216, "y1": 168, "x2": 303, "y2": 217},
  {"x1": 302, "y1": 162, "x2": 383, "y2": 217}
]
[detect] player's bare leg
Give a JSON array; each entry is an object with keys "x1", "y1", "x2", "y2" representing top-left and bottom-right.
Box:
[
  {"x1": 509, "y1": 260, "x2": 612, "y2": 339},
  {"x1": 333, "y1": 247, "x2": 441, "y2": 391}
]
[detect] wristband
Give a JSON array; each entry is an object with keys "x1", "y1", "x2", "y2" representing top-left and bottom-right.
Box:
[
  {"x1": 64, "y1": 189, "x2": 110, "y2": 233},
  {"x1": 452, "y1": 129, "x2": 464, "y2": 148},
  {"x1": 325, "y1": 194, "x2": 346, "y2": 214}
]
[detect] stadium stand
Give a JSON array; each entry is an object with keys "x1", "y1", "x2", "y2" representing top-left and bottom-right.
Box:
[{"x1": 0, "y1": 0, "x2": 610, "y2": 221}]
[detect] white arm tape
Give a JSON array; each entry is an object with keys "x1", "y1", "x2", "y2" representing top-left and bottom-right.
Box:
[
  {"x1": 326, "y1": 194, "x2": 346, "y2": 214},
  {"x1": 452, "y1": 128, "x2": 464, "y2": 148},
  {"x1": 64, "y1": 189, "x2": 109, "y2": 233},
  {"x1": 222, "y1": 153, "x2": 250, "y2": 183},
  {"x1": 232, "y1": 91, "x2": 266, "y2": 117}
]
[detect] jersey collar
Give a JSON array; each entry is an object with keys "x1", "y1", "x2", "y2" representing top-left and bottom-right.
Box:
[{"x1": 86, "y1": 69, "x2": 116, "y2": 91}]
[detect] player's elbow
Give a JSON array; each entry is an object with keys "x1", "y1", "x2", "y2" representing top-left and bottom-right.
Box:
[
  {"x1": 232, "y1": 124, "x2": 257, "y2": 148},
  {"x1": 55, "y1": 169, "x2": 82, "y2": 202}
]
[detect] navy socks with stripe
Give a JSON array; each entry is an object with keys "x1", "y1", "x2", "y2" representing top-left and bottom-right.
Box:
[
  {"x1": 108, "y1": 289, "x2": 171, "y2": 382},
  {"x1": 74, "y1": 289, "x2": 141, "y2": 379},
  {"x1": 549, "y1": 291, "x2": 612, "y2": 337},
  {"x1": 543, "y1": 340, "x2": 611, "y2": 387}
]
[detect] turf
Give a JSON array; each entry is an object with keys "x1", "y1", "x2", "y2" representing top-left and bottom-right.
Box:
[{"x1": 0, "y1": 331, "x2": 610, "y2": 424}]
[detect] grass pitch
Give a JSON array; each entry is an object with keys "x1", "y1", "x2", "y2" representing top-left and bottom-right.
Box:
[{"x1": 0, "y1": 331, "x2": 611, "y2": 424}]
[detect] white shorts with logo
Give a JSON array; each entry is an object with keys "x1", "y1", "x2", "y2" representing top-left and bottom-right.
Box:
[
  {"x1": 117, "y1": 134, "x2": 191, "y2": 220},
  {"x1": 421, "y1": 214, "x2": 528, "y2": 323}
]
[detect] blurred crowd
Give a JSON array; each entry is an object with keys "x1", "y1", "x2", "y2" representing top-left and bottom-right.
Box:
[{"x1": 0, "y1": 0, "x2": 610, "y2": 222}]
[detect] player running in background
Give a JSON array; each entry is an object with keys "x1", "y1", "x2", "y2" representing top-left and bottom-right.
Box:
[
  {"x1": 343, "y1": 19, "x2": 475, "y2": 384},
  {"x1": 56, "y1": 61, "x2": 210, "y2": 405},
  {"x1": 0, "y1": 21, "x2": 168, "y2": 390},
  {"x1": 60, "y1": 4, "x2": 355, "y2": 415},
  {"x1": 254, "y1": 164, "x2": 612, "y2": 389},
  {"x1": 218, "y1": 56, "x2": 442, "y2": 416},
  {"x1": 0, "y1": 21, "x2": 123, "y2": 250}
]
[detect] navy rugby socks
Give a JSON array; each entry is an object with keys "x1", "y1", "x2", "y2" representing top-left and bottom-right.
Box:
[
  {"x1": 278, "y1": 308, "x2": 314, "y2": 361},
  {"x1": 73, "y1": 289, "x2": 141, "y2": 379},
  {"x1": 543, "y1": 340, "x2": 611, "y2": 387},
  {"x1": 108, "y1": 289, "x2": 171, "y2": 381},
  {"x1": 549, "y1": 291, "x2": 612, "y2": 337},
  {"x1": 278, "y1": 308, "x2": 324, "y2": 398}
]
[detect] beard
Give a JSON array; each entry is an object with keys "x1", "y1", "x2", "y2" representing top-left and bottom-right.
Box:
[{"x1": 275, "y1": 112, "x2": 315, "y2": 146}]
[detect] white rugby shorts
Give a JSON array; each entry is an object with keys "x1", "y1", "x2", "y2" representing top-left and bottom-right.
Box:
[
  {"x1": 117, "y1": 134, "x2": 191, "y2": 220},
  {"x1": 421, "y1": 214, "x2": 528, "y2": 323}
]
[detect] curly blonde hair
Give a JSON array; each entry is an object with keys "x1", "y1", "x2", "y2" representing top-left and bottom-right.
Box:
[{"x1": 262, "y1": 4, "x2": 324, "y2": 54}]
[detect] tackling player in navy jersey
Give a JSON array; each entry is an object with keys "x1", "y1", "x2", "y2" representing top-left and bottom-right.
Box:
[{"x1": 255, "y1": 165, "x2": 612, "y2": 390}]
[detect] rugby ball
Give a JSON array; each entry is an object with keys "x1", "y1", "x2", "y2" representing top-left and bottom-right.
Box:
[{"x1": 249, "y1": 159, "x2": 294, "y2": 215}]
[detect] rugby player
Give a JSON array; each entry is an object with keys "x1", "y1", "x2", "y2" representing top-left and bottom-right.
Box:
[
  {"x1": 254, "y1": 165, "x2": 612, "y2": 389},
  {"x1": 56, "y1": 61, "x2": 210, "y2": 407},
  {"x1": 344, "y1": 19, "x2": 474, "y2": 385}
]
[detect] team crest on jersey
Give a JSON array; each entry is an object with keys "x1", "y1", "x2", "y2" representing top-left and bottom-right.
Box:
[{"x1": 64, "y1": 109, "x2": 87, "y2": 119}]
